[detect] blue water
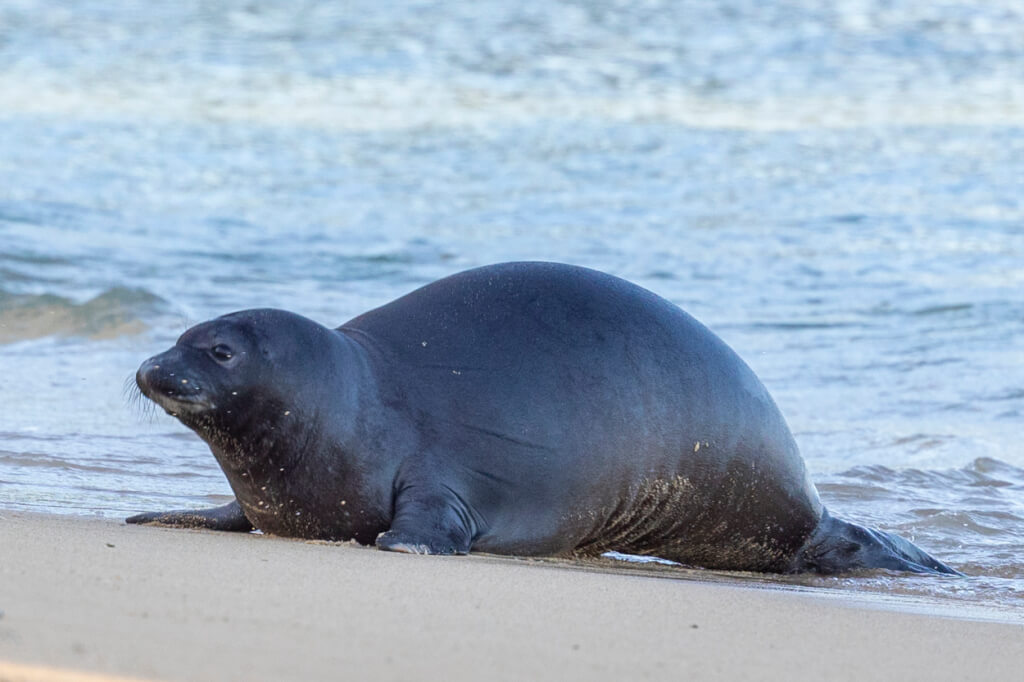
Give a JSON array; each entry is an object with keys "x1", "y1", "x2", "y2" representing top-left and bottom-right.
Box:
[{"x1": 1, "y1": 0, "x2": 1022, "y2": 614}]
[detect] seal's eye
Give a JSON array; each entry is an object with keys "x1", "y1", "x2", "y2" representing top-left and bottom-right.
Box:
[{"x1": 210, "y1": 344, "x2": 234, "y2": 362}]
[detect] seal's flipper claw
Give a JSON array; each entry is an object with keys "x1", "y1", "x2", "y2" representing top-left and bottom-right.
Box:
[
  {"x1": 376, "y1": 530, "x2": 465, "y2": 555},
  {"x1": 125, "y1": 500, "x2": 254, "y2": 532}
]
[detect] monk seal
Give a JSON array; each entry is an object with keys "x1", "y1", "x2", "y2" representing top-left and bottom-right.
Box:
[{"x1": 128, "y1": 261, "x2": 958, "y2": 575}]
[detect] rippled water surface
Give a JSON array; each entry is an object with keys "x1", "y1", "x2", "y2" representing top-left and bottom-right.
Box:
[{"x1": 1, "y1": 1, "x2": 1022, "y2": 616}]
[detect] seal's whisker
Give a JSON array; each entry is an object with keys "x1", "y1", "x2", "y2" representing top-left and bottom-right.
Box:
[
  {"x1": 124, "y1": 372, "x2": 158, "y2": 421},
  {"x1": 122, "y1": 373, "x2": 138, "y2": 401}
]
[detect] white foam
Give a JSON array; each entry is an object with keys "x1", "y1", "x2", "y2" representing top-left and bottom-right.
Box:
[{"x1": 3, "y1": 68, "x2": 1024, "y2": 131}]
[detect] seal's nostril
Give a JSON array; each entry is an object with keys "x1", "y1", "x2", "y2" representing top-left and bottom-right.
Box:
[
  {"x1": 135, "y1": 362, "x2": 153, "y2": 390},
  {"x1": 136, "y1": 356, "x2": 167, "y2": 393}
]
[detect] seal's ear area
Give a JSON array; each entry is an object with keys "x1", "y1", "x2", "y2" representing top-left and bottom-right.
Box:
[
  {"x1": 175, "y1": 316, "x2": 263, "y2": 368},
  {"x1": 212, "y1": 308, "x2": 326, "y2": 361}
]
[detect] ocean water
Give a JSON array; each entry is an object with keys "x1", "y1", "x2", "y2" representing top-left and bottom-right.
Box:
[{"x1": 1, "y1": 0, "x2": 1022, "y2": 616}]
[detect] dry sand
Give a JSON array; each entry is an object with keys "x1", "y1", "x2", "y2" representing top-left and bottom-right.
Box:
[{"x1": 0, "y1": 512, "x2": 1020, "y2": 682}]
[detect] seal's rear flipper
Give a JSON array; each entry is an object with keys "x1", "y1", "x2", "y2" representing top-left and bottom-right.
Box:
[
  {"x1": 791, "y1": 509, "x2": 962, "y2": 576},
  {"x1": 126, "y1": 500, "x2": 254, "y2": 532}
]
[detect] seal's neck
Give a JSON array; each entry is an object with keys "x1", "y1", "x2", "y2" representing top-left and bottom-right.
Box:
[{"x1": 202, "y1": 328, "x2": 400, "y2": 540}]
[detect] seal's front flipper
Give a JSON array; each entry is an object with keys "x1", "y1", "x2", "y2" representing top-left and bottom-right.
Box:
[
  {"x1": 792, "y1": 509, "x2": 962, "y2": 575},
  {"x1": 376, "y1": 490, "x2": 475, "y2": 555},
  {"x1": 126, "y1": 500, "x2": 254, "y2": 532}
]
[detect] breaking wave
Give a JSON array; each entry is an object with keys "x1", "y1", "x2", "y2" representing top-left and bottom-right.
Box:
[{"x1": 0, "y1": 287, "x2": 168, "y2": 343}]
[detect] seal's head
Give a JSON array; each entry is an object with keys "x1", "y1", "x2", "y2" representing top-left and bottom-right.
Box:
[{"x1": 135, "y1": 308, "x2": 332, "y2": 437}]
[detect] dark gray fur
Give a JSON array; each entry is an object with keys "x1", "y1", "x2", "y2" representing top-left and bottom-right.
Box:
[{"x1": 128, "y1": 262, "x2": 959, "y2": 575}]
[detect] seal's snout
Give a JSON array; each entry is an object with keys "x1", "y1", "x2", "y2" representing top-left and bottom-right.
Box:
[
  {"x1": 135, "y1": 349, "x2": 214, "y2": 415},
  {"x1": 135, "y1": 356, "x2": 161, "y2": 395}
]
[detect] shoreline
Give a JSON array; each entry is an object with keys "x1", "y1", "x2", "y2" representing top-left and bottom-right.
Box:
[{"x1": 1, "y1": 511, "x2": 1021, "y2": 681}]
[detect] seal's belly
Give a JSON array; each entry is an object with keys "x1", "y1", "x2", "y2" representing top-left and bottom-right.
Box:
[{"x1": 236, "y1": 491, "x2": 384, "y2": 543}]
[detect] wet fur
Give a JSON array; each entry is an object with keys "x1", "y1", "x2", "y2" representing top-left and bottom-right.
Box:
[{"x1": 127, "y1": 262, "x2": 962, "y2": 576}]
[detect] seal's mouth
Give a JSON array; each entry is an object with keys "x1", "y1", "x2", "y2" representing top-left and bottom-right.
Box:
[{"x1": 147, "y1": 390, "x2": 216, "y2": 416}]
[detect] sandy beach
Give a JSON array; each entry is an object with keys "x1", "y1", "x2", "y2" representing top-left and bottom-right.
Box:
[{"x1": 0, "y1": 513, "x2": 1018, "y2": 681}]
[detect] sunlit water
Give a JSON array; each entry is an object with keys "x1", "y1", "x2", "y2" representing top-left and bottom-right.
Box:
[{"x1": 1, "y1": 0, "x2": 1022, "y2": 617}]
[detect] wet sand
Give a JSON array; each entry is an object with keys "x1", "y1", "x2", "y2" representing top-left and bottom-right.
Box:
[{"x1": 0, "y1": 512, "x2": 1020, "y2": 681}]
